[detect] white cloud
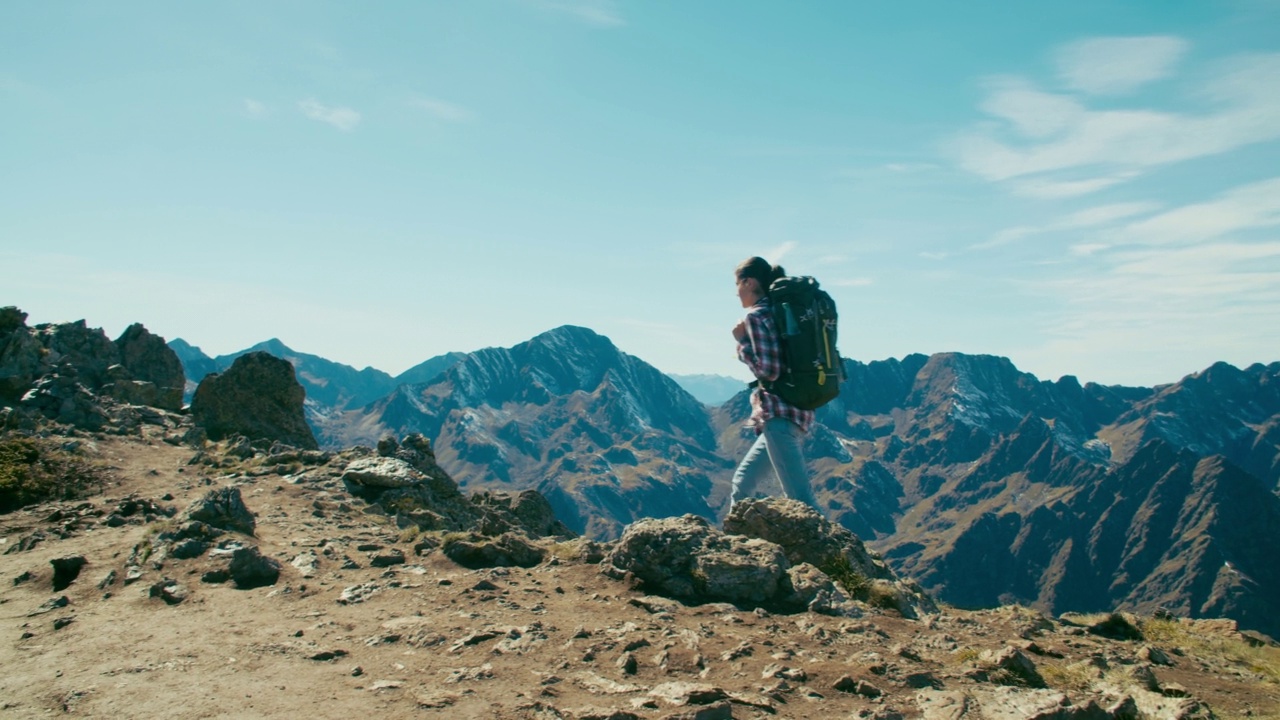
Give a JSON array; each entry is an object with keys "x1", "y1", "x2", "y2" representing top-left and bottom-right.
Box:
[
  {"x1": 1010, "y1": 174, "x2": 1136, "y2": 199},
  {"x1": 950, "y1": 49, "x2": 1280, "y2": 196},
  {"x1": 980, "y1": 77, "x2": 1085, "y2": 138},
  {"x1": 527, "y1": 0, "x2": 624, "y2": 27},
  {"x1": 410, "y1": 96, "x2": 472, "y2": 122},
  {"x1": 298, "y1": 98, "x2": 361, "y2": 131},
  {"x1": 1120, "y1": 177, "x2": 1280, "y2": 245},
  {"x1": 1069, "y1": 243, "x2": 1110, "y2": 256},
  {"x1": 1055, "y1": 36, "x2": 1189, "y2": 95},
  {"x1": 765, "y1": 241, "x2": 797, "y2": 265},
  {"x1": 976, "y1": 201, "x2": 1161, "y2": 250},
  {"x1": 1060, "y1": 202, "x2": 1163, "y2": 228},
  {"x1": 883, "y1": 162, "x2": 940, "y2": 173},
  {"x1": 242, "y1": 98, "x2": 267, "y2": 118}
]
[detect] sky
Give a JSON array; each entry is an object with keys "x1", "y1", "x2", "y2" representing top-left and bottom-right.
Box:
[{"x1": 3, "y1": 1, "x2": 1279, "y2": 388}]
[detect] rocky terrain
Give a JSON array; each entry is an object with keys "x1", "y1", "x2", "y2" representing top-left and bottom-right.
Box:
[
  {"x1": 3, "y1": 417, "x2": 1279, "y2": 718},
  {"x1": 4, "y1": 306, "x2": 1279, "y2": 718},
  {"x1": 212, "y1": 324, "x2": 1280, "y2": 643}
]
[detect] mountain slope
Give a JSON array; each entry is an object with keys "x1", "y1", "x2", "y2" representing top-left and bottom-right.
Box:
[{"x1": 317, "y1": 326, "x2": 725, "y2": 539}]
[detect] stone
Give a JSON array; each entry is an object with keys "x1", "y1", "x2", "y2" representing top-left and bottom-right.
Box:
[
  {"x1": 50, "y1": 556, "x2": 87, "y2": 591},
  {"x1": 980, "y1": 646, "x2": 1047, "y2": 688},
  {"x1": 370, "y1": 549, "x2": 406, "y2": 568},
  {"x1": 341, "y1": 456, "x2": 425, "y2": 489},
  {"x1": 228, "y1": 547, "x2": 281, "y2": 589},
  {"x1": 1138, "y1": 645, "x2": 1174, "y2": 666},
  {"x1": 723, "y1": 497, "x2": 937, "y2": 617},
  {"x1": 180, "y1": 487, "x2": 256, "y2": 536},
  {"x1": 28, "y1": 596, "x2": 70, "y2": 616},
  {"x1": 471, "y1": 489, "x2": 576, "y2": 539},
  {"x1": 601, "y1": 515, "x2": 788, "y2": 606},
  {"x1": 113, "y1": 324, "x2": 184, "y2": 410},
  {"x1": 443, "y1": 532, "x2": 545, "y2": 569},
  {"x1": 190, "y1": 352, "x2": 317, "y2": 449},
  {"x1": 148, "y1": 579, "x2": 187, "y2": 605}
]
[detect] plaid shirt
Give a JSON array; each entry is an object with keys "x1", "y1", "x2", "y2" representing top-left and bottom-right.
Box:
[{"x1": 737, "y1": 297, "x2": 814, "y2": 434}]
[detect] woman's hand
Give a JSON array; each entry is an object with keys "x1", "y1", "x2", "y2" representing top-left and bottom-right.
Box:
[{"x1": 732, "y1": 320, "x2": 748, "y2": 342}]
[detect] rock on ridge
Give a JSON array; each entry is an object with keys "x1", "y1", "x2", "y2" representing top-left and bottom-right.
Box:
[
  {"x1": 601, "y1": 499, "x2": 935, "y2": 617},
  {"x1": 190, "y1": 351, "x2": 318, "y2": 450}
]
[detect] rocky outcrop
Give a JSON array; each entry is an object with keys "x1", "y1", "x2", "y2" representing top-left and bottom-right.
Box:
[
  {"x1": 602, "y1": 515, "x2": 791, "y2": 607},
  {"x1": 309, "y1": 435, "x2": 575, "y2": 563},
  {"x1": 180, "y1": 487, "x2": 257, "y2": 536},
  {"x1": 113, "y1": 323, "x2": 184, "y2": 411},
  {"x1": 600, "y1": 503, "x2": 933, "y2": 617},
  {"x1": 725, "y1": 497, "x2": 938, "y2": 618},
  {"x1": 0, "y1": 308, "x2": 187, "y2": 426},
  {"x1": 190, "y1": 352, "x2": 318, "y2": 450}
]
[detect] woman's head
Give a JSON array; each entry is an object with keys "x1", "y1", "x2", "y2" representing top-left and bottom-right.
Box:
[{"x1": 735, "y1": 256, "x2": 784, "y2": 307}]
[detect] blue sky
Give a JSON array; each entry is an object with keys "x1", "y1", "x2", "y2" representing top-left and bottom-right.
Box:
[{"x1": 3, "y1": 1, "x2": 1278, "y2": 387}]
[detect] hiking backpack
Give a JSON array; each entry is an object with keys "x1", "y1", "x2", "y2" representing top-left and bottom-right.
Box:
[{"x1": 759, "y1": 276, "x2": 843, "y2": 410}]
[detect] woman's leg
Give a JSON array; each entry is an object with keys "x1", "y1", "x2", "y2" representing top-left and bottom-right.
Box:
[
  {"x1": 730, "y1": 433, "x2": 773, "y2": 511},
  {"x1": 762, "y1": 417, "x2": 818, "y2": 511}
]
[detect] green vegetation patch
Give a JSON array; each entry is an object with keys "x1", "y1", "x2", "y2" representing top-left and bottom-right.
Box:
[{"x1": 0, "y1": 434, "x2": 104, "y2": 513}]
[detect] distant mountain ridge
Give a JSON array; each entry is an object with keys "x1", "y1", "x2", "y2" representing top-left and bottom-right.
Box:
[
  {"x1": 668, "y1": 373, "x2": 748, "y2": 406},
  {"x1": 169, "y1": 337, "x2": 465, "y2": 412},
  {"x1": 166, "y1": 327, "x2": 1280, "y2": 639}
]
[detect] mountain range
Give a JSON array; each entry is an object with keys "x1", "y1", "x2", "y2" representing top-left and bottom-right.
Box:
[{"x1": 170, "y1": 327, "x2": 1280, "y2": 639}]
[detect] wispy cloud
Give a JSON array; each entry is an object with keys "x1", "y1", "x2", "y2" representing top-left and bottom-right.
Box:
[
  {"x1": 1018, "y1": 178, "x2": 1280, "y2": 383},
  {"x1": 949, "y1": 42, "x2": 1280, "y2": 197},
  {"x1": 1055, "y1": 36, "x2": 1188, "y2": 95},
  {"x1": 1118, "y1": 177, "x2": 1280, "y2": 246},
  {"x1": 410, "y1": 96, "x2": 472, "y2": 122},
  {"x1": 242, "y1": 98, "x2": 268, "y2": 118},
  {"x1": 765, "y1": 241, "x2": 798, "y2": 265},
  {"x1": 526, "y1": 0, "x2": 624, "y2": 27},
  {"x1": 299, "y1": 98, "x2": 361, "y2": 131},
  {"x1": 975, "y1": 201, "x2": 1162, "y2": 250}
]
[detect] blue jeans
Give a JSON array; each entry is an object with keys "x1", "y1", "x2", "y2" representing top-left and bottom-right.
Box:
[{"x1": 730, "y1": 417, "x2": 817, "y2": 512}]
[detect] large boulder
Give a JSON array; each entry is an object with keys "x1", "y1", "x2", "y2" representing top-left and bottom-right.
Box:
[
  {"x1": 724, "y1": 497, "x2": 895, "y2": 581},
  {"x1": 34, "y1": 319, "x2": 120, "y2": 390},
  {"x1": 0, "y1": 307, "x2": 41, "y2": 401},
  {"x1": 190, "y1": 352, "x2": 317, "y2": 450},
  {"x1": 724, "y1": 497, "x2": 938, "y2": 618},
  {"x1": 180, "y1": 487, "x2": 257, "y2": 536},
  {"x1": 471, "y1": 489, "x2": 576, "y2": 539},
  {"x1": 601, "y1": 514, "x2": 790, "y2": 606},
  {"x1": 113, "y1": 324, "x2": 185, "y2": 411}
]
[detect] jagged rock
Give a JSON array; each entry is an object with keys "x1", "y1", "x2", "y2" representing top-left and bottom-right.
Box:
[
  {"x1": 50, "y1": 556, "x2": 87, "y2": 591},
  {"x1": 28, "y1": 595, "x2": 70, "y2": 616},
  {"x1": 370, "y1": 549, "x2": 405, "y2": 568},
  {"x1": 1060, "y1": 612, "x2": 1144, "y2": 641},
  {"x1": 784, "y1": 562, "x2": 861, "y2": 616},
  {"x1": 190, "y1": 352, "x2": 318, "y2": 449},
  {"x1": 602, "y1": 514, "x2": 788, "y2": 606},
  {"x1": 180, "y1": 487, "x2": 256, "y2": 536},
  {"x1": 0, "y1": 307, "x2": 41, "y2": 400},
  {"x1": 20, "y1": 372, "x2": 108, "y2": 430},
  {"x1": 471, "y1": 489, "x2": 576, "y2": 539},
  {"x1": 972, "y1": 687, "x2": 1101, "y2": 719},
  {"x1": 228, "y1": 547, "x2": 281, "y2": 589},
  {"x1": 913, "y1": 689, "x2": 969, "y2": 719},
  {"x1": 342, "y1": 456, "x2": 424, "y2": 489},
  {"x1": 724, "y1": 497, "x2": 936, "y2": 616},
  {"x1": 977, "y1": 646, "x2": 1047, "y2": 688},
  {"x1": 113, "y1": 324, "x2": 184, "y2": 411},
  {"x1": 148, "y1": 578, "x2": 187, "y2": 605},
  {"x1": 443, "y1": 532, "x2": 545, "y2": 569}
]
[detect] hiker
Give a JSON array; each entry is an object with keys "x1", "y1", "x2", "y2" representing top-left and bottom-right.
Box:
[{"x1": 729, "y1": 256, "x2": 821, "y2": 514}]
